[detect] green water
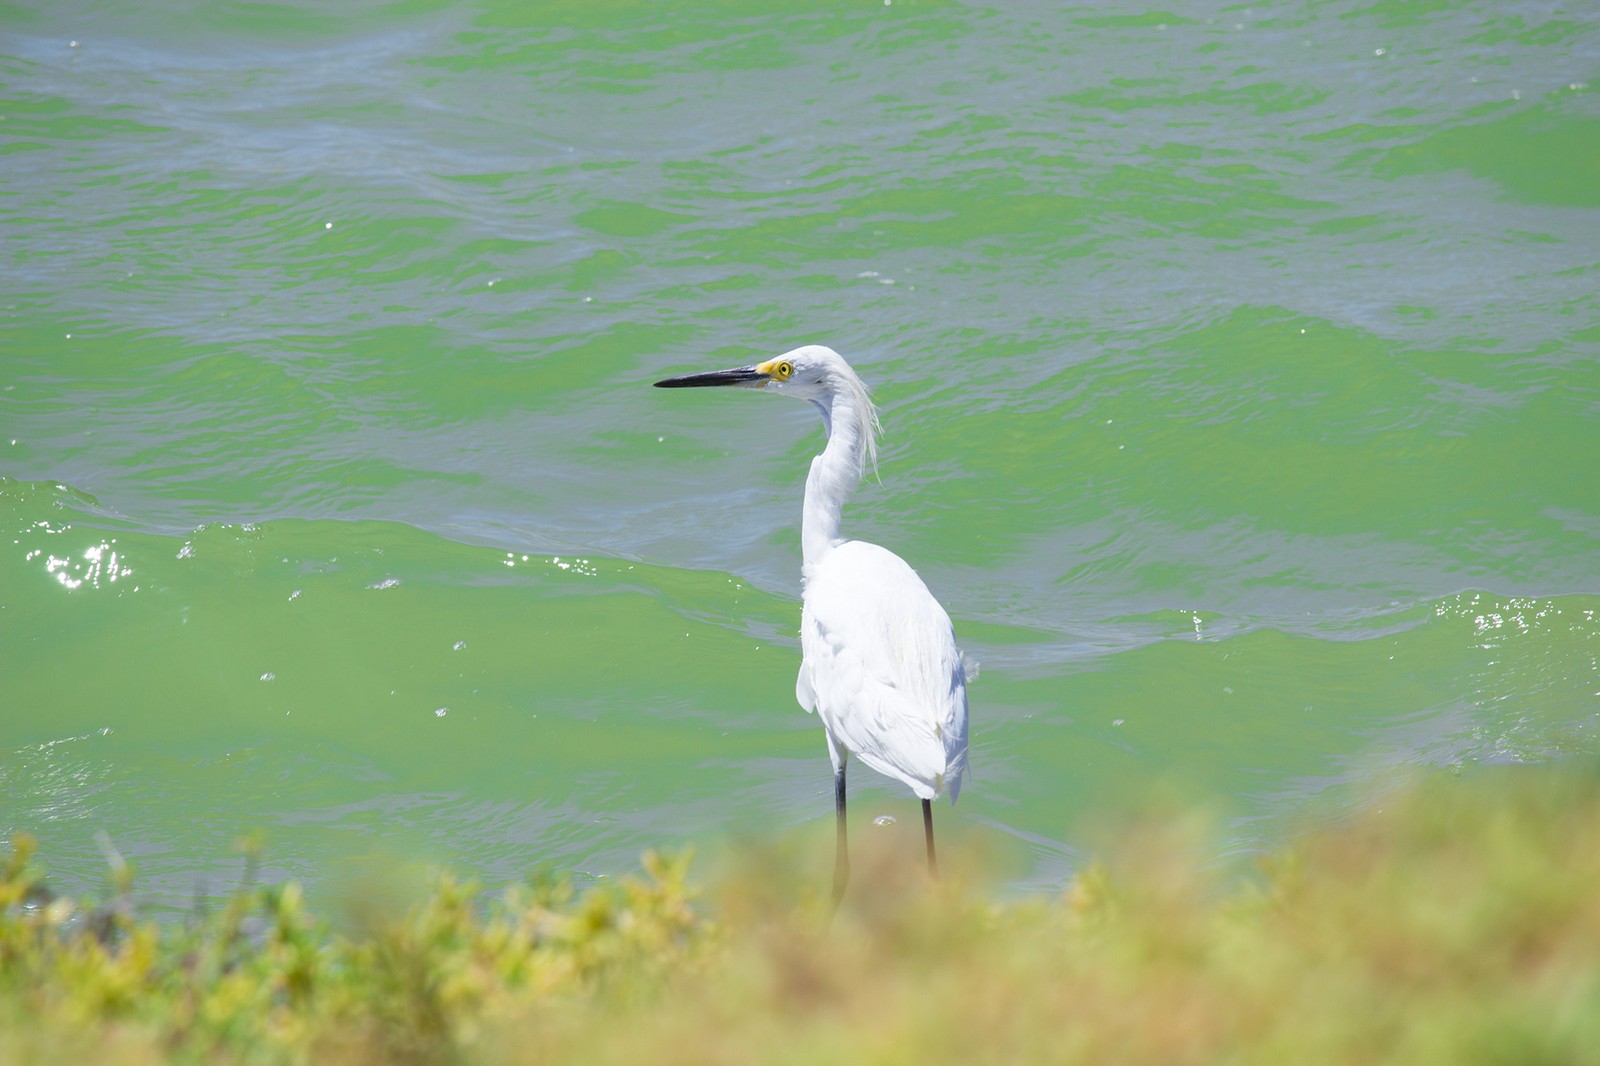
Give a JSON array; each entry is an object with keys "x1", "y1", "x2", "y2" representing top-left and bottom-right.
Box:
[{"x1": 3, "y1": 0, "x2": 1598, "y2": 907}]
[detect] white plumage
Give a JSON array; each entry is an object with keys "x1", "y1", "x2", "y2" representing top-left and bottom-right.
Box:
[
  {"x1": 797, "y1": 539, "x2": 968, "y2": 803},
  {"x1": 656, "y1": 344, "x2": 969, "y2": 902}
]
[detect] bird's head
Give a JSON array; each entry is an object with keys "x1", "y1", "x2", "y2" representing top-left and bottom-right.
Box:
[
  {"x1": 654, "y1": 344, "x2": 880, "y2": 470},
  {"x1": 653, "y1": 344, "x2": 856, "y2": 404}
]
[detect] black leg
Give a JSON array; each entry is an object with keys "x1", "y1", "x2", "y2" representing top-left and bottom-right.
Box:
[
  {"x1": 832, "y1": 766, "x2": 849, "y2": 908},
  {"x1": 922, "y1": 798, "x2": 939, "y2": 880}
]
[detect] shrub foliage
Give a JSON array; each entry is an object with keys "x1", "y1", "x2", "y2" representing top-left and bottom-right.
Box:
[{"x1": 3, "y1": 763, "x2": 1599, "y2": 1064}]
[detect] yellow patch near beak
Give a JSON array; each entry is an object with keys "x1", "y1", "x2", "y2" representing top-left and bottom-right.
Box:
[{"x1": 754, "y1": 357, "x2": 795, "y2": 383}]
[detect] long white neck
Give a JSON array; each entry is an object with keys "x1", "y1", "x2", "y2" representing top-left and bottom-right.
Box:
[{"x1": 801, "y1": 388, "x2": 874, "y2": 572}]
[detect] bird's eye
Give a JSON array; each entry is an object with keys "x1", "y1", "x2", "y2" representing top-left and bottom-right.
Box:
[{"x1": 773, "y1": 361, "x2": 794, "y2": 381}]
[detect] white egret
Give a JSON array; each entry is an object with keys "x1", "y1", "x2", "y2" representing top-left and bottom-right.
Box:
[{"x1": 655, "y1": 345, "x2": 969, "y2": 905}]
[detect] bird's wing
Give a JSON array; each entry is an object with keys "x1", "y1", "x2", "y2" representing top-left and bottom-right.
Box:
[{"x1": 797, "y1": 540, "x2": 968, "y2": 801}]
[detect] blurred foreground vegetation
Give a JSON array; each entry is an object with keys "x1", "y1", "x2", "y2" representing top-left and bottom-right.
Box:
[{"x1": 4, "y1": 763, "x2": 1600, "y2": 1064}]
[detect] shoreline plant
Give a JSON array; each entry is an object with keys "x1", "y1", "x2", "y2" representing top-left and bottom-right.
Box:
[{"x1": 3, "y1": 761, "x2": 1598, "y2": 1064}]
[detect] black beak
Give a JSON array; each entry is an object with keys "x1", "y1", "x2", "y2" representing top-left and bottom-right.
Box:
[{"x1": 654, "y1": 366, "x2": 768, "y2": 388}]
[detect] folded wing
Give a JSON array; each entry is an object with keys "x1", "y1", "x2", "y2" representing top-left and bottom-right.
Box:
[{"x1": 796, "y1": 540, "x2": 968, "y2": 802}]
